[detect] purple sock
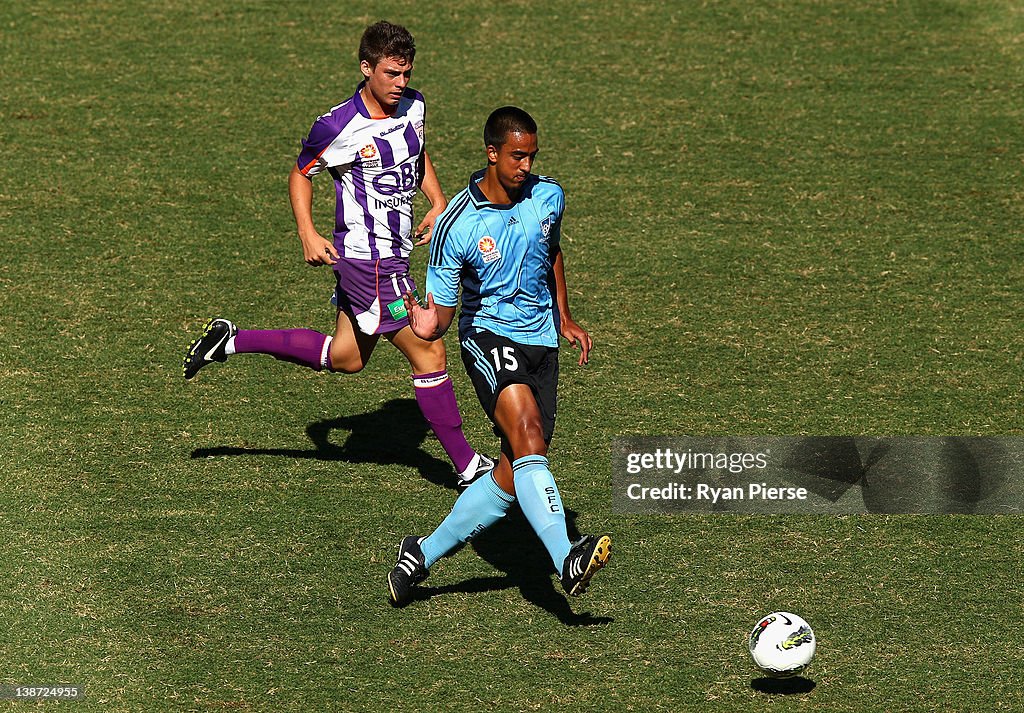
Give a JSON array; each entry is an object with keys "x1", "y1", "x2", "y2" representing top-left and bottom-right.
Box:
[
  {"x1": 233, "y1": 329, "x2": 332, "y2": 371},
  {"x1": 413, "y1": 370, "x2": 476, "y2": 473}
]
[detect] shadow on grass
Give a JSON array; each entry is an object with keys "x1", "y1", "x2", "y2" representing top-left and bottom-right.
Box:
[
  {"x1": 751, "y1": 677, "x2": 816, "y2": 695},
  {"x1": 192, "y1": 398, "x2": 612, "y2": 624},
  {"x1": 782, "y1": 436, "x2": 1011, "y2": 512},
  {"x1": 410, "y1": 506, "x2": 615, "y2": 627},
  {"x1": 190, "y1": 398, "x2": 456, "y2": 489}
]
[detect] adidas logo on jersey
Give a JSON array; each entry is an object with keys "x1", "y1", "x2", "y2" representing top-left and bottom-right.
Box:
[{"x1": 507, "y1": 216, "x2": 518, "y2": 227}]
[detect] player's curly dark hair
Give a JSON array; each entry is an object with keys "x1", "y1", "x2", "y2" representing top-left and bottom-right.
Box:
[
  {"x1": 484, "y1": 106, "x2": 538, "y2": 148},
  {"x1": 359, "y1": 21, "x2": 416, "y2": 67}
]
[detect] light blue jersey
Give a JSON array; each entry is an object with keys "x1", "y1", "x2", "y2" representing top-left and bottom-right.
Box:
[{"x1": 426, "y1": 170, "x2": 564, "y2": 347}]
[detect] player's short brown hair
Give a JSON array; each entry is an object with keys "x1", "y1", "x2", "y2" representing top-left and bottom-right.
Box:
[{"x1": 359, "y1": 21, "x2": 416, "y2": 67}]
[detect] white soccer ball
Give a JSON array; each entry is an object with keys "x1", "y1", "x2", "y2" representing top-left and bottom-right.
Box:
[{"x1": 748, "y1": 611, "x2": 816, "y2": 678}]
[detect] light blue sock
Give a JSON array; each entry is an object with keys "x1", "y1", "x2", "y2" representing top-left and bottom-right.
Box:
[
  {"x1": 420, "y1": 473, "x2": 515, "y2": 568},
  {"x1": 513, "y1": 455, "x2": 572, "y2": 573}
]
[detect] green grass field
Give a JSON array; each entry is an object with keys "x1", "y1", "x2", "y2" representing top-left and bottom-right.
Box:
[{"x1": 3, "y1": 1, "x2": 1022, "y2": 710}]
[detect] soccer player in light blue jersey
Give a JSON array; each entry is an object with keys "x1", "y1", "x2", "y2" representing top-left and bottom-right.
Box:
[{"x1": 387, "y1": 107, "x2": 611, "y2": 606}]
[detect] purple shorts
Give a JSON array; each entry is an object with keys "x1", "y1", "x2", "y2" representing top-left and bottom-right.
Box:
[{"x1": 331, "y1": 256, "x2": 421, "y2": 335}]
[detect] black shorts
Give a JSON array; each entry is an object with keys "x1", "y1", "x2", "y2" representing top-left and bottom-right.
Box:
[{"x1": 460, "y1": 329, "x2": 559, "y2": 443}]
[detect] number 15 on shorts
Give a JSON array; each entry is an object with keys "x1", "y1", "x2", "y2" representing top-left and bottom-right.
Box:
[{"x1": 490, "y1": 346, "x2": 520, "y2": 372}]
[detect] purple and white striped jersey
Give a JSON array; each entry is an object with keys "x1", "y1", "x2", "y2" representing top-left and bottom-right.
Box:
[{"x1": 296, "y1": 81, "x2": 426, "y2": 261}]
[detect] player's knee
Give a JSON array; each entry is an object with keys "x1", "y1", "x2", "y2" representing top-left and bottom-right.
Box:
[
  {"x1": 328, "y1": 348, "x2": 368, "y2": 374},
  {"x1": 510, "y1": 419, "x2": 548, "y2": 457},
  {"x1": 420, "y1": 338, "x2": 446, "y2": 370},
  {"x1": 405, "y1": 337, "x2": 446, "y2": 373}
]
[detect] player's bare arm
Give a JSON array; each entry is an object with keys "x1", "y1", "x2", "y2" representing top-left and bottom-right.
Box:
[
  {"x1": 414, "y1": 151, "x2": 446, "y2": 246},
  {"x1": 552, "y1": 248, "x2": 592, "y2": 365},
  {"x1": 288, "y1": 165, "x2": 338, "y2": 266},
  {"x1": 403, "y1": 291, "x2": 455, "y2": 341}
]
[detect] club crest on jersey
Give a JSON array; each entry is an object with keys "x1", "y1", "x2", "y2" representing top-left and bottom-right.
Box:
[
  {"x1": 478, "y1": 236, "x2": 501, "y2": 264},
  {"x1": 540, "y1": 216, "x2": 553, "y2": 241}
]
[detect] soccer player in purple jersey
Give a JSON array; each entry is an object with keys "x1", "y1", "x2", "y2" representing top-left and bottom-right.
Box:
[{"x1": 183, "y1": 21, "x2": 492, "y2": 487}]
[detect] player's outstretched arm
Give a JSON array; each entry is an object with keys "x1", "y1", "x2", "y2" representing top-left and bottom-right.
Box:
[
  {"x1": 403, "y1": 292, "x2": 455, "y2": 341},
  {"x1": 289, "y1": 165, "x2": 338, "y2": 265},
  {"x1": 552, "y1": 248, "x2": 592, "y2": 365}
]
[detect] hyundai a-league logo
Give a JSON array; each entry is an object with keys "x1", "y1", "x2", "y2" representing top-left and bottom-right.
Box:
[{"x1": 478, "y1": 236, "x2": 501, "y2": 264}]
